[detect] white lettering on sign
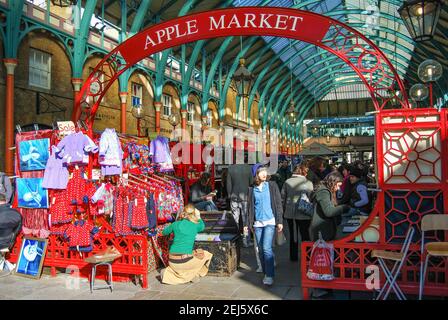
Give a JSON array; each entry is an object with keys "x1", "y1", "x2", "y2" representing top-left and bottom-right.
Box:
[
  {"x1": 259, "y1": 14, "x2": 274, "y2": 28},
  {"x1": 143, "y1": 14, "x2": 306, "y2": 51},
  {"x1": 144, "y1": 20, "x2": 199, "y2": 50},
  {"x1": 144, "y1": 35, "x2": 157, "y2": 50},
  {"x1": 208, "y1": 13, "x2": 304, "y2": 31},
  {"x1": 244, "y1": 14, "x2": 257, "y2": 28},
  {"x1": 210, "y1": 15, "x2": 226, "y2": 30},
  {"x1": 186, "y1": 20, "x2": 198, "y2": 35}
]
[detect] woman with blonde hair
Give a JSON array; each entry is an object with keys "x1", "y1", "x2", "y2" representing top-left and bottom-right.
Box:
[{"x1": 161, "y1": 204, "x2": 213, "y2": 285}]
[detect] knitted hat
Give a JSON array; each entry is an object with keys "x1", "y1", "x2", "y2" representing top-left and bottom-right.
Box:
[
  {"x1": 350, "y1": 166, "x2": 363, "y2": 179},
  {"x1": 252, "y1": 163, "x2": 267, "y2": 177}
]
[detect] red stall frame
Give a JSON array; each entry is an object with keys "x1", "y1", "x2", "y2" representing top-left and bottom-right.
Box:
[{"x1": 301, "y1": 108, "x2": 448, "y2": 299}]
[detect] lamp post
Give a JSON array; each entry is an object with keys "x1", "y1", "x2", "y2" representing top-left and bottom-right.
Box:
[
  {"x1": 131, "y1": 104, "x2": 146, "y2": 137},
  {"x1": 398, "y1": 0, "x2": 442, "y2": 42},
  {"x1": 417, "y1": 59, "x2": 443, "y2": 107},
  {"x1": 232, "y1": 57, "x2": 255, "y2": 124},
  {"x1": 169, "y1": 113, "x2": 180, "y2": 141},
  {"x1": 339, "y1": 134, "x2": 347, "y2": 161}
]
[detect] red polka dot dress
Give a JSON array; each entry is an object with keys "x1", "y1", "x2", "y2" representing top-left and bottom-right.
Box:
[
  {"x1": 66, "y1": 169, "x2": 88, "y2": 206},
  {"x1": 49, "y1": 190, "x2": 71, "y2": 225},
  {"x1": 130, "y1": 195, "x2": 149, "y2": 230},
  {"x1": 113, "y1": 188, "x2": 134, "y2": 236},
  {"x1": 64, "y1": 220, "x2": 97, "y2": 248}
]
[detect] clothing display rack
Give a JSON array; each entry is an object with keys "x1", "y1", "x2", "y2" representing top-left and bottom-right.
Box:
[{"x1": 6, "y1": 127, "x2": 184, "y2": 288}]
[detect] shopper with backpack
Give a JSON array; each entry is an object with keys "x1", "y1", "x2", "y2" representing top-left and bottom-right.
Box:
[{"x1": 281, "y1": 163, "x2": 314, "y2": 261}]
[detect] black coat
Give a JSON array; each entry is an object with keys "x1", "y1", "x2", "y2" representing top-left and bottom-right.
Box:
[
  {"x1": 0, "y1": 205, "x2": 22, "y2": 249},
  {"x1": 247, "y1": 181, "x2": 284, "y2": 228}
]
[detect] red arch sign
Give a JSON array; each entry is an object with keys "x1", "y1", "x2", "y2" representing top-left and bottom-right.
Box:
[{"x1": 74, "y1": 7, "x2": 409, "y2": 129}]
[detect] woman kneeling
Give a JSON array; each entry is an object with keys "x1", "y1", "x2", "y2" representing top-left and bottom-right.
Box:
[{"x1": 161, "y1": 204, "x2": 213, "y2": 284}]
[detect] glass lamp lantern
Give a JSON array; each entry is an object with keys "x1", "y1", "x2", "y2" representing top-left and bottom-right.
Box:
[
  {"x1": 168, "y1": 113, "x2": 180, "y2": 127},
  {"x1": 409, "y1": 83, "x2": 429, "y2": 101},
  {"x1": 418, "y1": 59, "x2": 443, "y2": 83},
  {"x1": 131, "y1": 104, "x2": 146, "y2": 119},
  {"x1": 232, "y1": 58, "x2": 255, "y2": 98},
  {"x1": 398, "y1": 0, "x2": 442, "y2": 42},
  {"x1": 287, "y1": 101, "x2": 296, "y2": 125}
]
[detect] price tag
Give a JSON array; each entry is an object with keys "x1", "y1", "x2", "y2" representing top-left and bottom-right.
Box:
[
  {"x1": 57, "y1": 121, "x2": 76, "y2": 137},
  {"x1": 91, "y1": 169, "x2": 101, "y2": 180}
]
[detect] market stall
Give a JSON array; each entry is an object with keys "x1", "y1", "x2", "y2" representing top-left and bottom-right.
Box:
[{"x1": 6, "y1": 125, "x2": 184, "y2": 288}]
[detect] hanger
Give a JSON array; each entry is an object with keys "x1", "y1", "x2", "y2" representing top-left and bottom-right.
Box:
[{"x1": 16, "y1": 125, "x2": 22, "y2": 135}]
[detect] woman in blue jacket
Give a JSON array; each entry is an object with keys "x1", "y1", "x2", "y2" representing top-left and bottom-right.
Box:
[{"x1": 246, "y1": 164, "x2": 283, "y2": 286}]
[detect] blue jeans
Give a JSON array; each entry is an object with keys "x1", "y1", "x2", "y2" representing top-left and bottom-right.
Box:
[
  {"x1": 194, "y1": 200, "x2": 218, "y2": 211},
  {"x1": 254, "y1": 225, "x2": 275, "y2": 278}
]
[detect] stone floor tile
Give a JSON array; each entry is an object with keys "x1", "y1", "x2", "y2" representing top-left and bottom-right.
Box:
[
  {"x1": 184, "y1": 281, "x2": 241, "y2": 297},
  {"x1": 230, "y1": 284, "x2": 289, "y2": 300},
  {"x1": 149, "y1": 292, "x2": 201, "y2": 300}
]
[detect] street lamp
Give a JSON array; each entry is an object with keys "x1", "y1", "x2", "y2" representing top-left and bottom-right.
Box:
[
  {"x1": 131, "y1": 104, "x2": 146, "y2": 137},
  {"x1": 169, "y1": 113, "x2": 180, "y2": 141},
  {"x1": 409, "y1": 83, "x2": 429, "y2": 106},
  {"x1": 287, "y1": 101, "x2": 296, "y2": 125},
  {"x1": 398, "y1": 0, "x2": 442, "y2": 42},
  {"x1": 418, "y1": 59, "x2": 443, "y2": 107},
  {"x1": 338, "y1": 134, "x2": 347, "y2": 146},
  {"x1": 232, "y1": 58, "x2": 255, "y2": 98}
]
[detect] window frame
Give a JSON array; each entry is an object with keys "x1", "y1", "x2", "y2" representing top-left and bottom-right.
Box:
[
  {"x1": 162, "y1": 94, "x2": 172, "y2": 117},
  {"x1": 131, "y1": 82, "x2": 143, "y2": 107},
  {"x1": 187, "y1": 101, "x2": 195, "y2": 123},
  {"x1": 29, "y1": 48, "x2": 52, "y2": 90}
]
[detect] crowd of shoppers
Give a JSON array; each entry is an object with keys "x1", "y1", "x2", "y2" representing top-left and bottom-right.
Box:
[{"x1": 183, "y1": 155, "x2": 374, "y2": 287}]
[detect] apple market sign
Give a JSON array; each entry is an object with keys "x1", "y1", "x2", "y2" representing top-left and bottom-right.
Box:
[
  {"x1": 118, "y1": 8, "x2": 330, "y2": 65},
  {"x1": 75, "y1": 7, "x2": 409, "y2": 128}
]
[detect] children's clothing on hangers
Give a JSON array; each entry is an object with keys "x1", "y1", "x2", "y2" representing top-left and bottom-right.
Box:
[
  {"x1": 99, "y1": 128, "x2": 123, "y2": 176},
  {"x1": 42, "y1": 145, "x2": 69, "y2": 189},
  {"x1": 55, "y1": 131, "x2": 98, "y2": 165}
]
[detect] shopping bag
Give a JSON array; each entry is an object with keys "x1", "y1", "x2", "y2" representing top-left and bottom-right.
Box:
[
  {"x1": 306, "y1": 232, "x2": 334, "y2": 281},
  {"x1": 275, "y1": 230, "x2": 287, "y2": 246}
]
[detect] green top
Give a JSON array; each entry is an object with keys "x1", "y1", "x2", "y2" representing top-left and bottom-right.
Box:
[{"x1": 162, "y1": 218, "x2": 205, "y2": 254}]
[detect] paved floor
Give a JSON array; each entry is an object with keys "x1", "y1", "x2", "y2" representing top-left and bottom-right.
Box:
[{"x1": 0, "y1": 235, "x2": 305, "y2": 300}]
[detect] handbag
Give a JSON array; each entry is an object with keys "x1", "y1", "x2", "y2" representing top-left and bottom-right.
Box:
[
  {"x1": 275, "y1": 230, "x2": 287, "y2": 246},
  {"x1": 296, "y1": 191, "x2": 314, "y2": 217}
]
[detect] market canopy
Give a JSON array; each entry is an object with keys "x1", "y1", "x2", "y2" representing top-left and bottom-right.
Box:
[{"x1": 298, "y1": 142, "x2": 336, "y2": 156}]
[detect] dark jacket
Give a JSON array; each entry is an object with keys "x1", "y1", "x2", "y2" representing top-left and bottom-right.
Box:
[
  {"x1": 338, "y1": 176, "x2": 353, "y2": 205},
  {"x1": 247, "y1": 181, "x2": 283, "y2": 228},
  {"x1": 309, "y1": 186, "x2": 349, "y2": 241},
  {"x1": 226, "y1": 164, "x2": 253, "y2": 202},
  {"x1": 306, "y1": 170, "x2": 321, "y2": 187},
  {"x1": 350, "y1": 180, "x2": 371, "y2": 213},
  {"x1": 189, "y1": 181, "x2": 212, "y2": 204},
  {"x1": 0, "y1": 204, "x2": 22, "y2": 249}
]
